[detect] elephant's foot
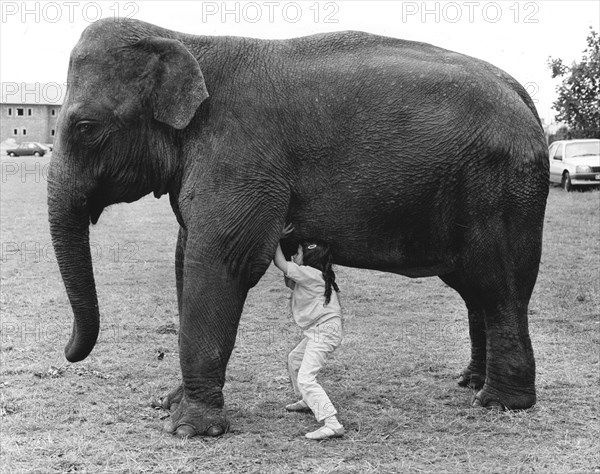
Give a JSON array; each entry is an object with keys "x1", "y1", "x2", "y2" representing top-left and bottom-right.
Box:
[
  {"x1": 457, "y1": 366, "x2": 485, "y2": 389},
  {"x1": 163, "y1": 394, "x2": 229, "y2": 438},
  {"x1": 472, "y1": 382, "x2": 536, "y2": 411},
  {"x1": 152, "y1": 384, "x2": 184, "y2": 410}
]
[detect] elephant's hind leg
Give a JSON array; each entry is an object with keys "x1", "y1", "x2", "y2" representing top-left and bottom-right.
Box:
[
  {"x1": 457, "y1": 309, "x2": 486, "y2": 390},
  {"x1": 440, "y1": 273, "x2": 486, "y2": 390},
  {"x1": 449, "y1": 217, "x2": 538, "y2": 410}
]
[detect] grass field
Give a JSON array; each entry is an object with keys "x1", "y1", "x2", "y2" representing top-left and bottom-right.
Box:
[{"x1": 1, "y1": 154, "x2": 599, "y2": 473}]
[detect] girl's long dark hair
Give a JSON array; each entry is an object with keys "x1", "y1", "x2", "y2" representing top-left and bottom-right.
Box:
[{"x1": 300, "y1": 240, "x2": 339, "y2": 305}]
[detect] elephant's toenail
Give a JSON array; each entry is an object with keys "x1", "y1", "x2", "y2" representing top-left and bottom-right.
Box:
[
  {"x1": 176, "y1": 424, "x2": 196, "y2": 438},
  {"x1": 163, "y1": 420, "x2": 175, "y2": 433},
  {"x1": 207, "y1": 424, "x2": 224, "y2": 437},
  {"x1": 487, "y1": 401, "x2": 504, "y2": 411}
]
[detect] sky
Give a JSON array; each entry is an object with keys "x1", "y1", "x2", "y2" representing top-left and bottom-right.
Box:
[{"x1": 1, "y1": 1, "x2": 598, "y2": 124}]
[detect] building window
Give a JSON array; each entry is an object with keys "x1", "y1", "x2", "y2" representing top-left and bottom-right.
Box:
[
  {"x1": 13, "y1": 129, "x2": 18, "y2": 135},
  {"x1": 17, "y1": 108, "x2": 24, "y2": 116},
  {"x1": 28, "y1": 108, "x2": 32, "y2": 116},
  {"x1": 51, "y1": 109, "x2": 56, "y2": 116},
  {"x1": 8, "y1": 108, "x2": 12, "y2": 116},
  {"x1": 22, "y1": 129, "x2": 27, "y2": 135},
  {"x1": 51, "y1": 129, "x2": 55, "y2": 136}
]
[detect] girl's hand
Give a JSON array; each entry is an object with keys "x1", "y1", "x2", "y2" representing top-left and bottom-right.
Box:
[
  {"x1": 273, "y1": 224, "x2": 294, "y2": 273},
  {"x1": 281, "y1": 223, "x2": 294, "y2": 239}
]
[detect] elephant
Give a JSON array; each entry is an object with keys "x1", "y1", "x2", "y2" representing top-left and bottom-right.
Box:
[{"x1": 48, "y1": 17, "x2": 549, "y2": 438}]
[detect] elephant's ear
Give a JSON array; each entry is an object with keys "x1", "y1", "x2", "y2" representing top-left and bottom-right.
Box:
[{"x1": 136, "y1": 37, "x2": 209, "y2": 130}]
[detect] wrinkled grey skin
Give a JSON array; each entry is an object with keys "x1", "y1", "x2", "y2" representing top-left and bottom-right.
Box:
[{"x1": 48, "y1": 18, "x2": 548, "y2": 437}]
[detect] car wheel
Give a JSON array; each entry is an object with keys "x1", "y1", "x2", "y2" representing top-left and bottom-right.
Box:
[
  {"x1": 561, "y1": 172, "x2": 572, "y2": 192},
  {"x1": 9, "y1": 152, "x2": 15, "y2": 157},
  {"x1": 34, "y1": 152, "x2": 41, "y2": 157}
]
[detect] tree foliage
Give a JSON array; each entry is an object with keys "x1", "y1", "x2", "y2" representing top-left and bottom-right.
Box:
[
  {"x1": 548, "y1": 28, "x2": 599, "y2": 138},
  {"x1": 548, "y1": 125, "x2": 571, "y2": 144}
]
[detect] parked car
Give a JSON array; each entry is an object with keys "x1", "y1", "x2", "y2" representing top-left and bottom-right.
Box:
[
  {"x1": 548, "y1": 139, "x2": 600, "y2": 191},
  {"x1": 6, "y1": 142, "x2": 48, "y2": 157}
]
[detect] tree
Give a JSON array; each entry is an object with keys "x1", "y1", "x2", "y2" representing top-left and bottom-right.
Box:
[
  {"x1": 547, "y1": 125, "x2": 570, "y2": 144},
  {"x1": 548, "y1": 28, "x2": 599, "y2": 138}
]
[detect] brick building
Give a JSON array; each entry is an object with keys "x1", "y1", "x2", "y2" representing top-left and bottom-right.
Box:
[{"x1": 1, "y1": 82, "x2": 66, "y2": 144}]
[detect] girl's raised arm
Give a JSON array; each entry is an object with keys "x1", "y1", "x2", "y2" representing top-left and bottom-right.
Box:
[
  {"x1": 273, "y1": 223, "x2": 295, "y2": 273},
  {"x1": 273, "y1": 243, "x2": 288, "y2": 273}
]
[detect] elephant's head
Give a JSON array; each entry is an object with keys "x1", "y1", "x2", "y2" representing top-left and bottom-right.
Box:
[{"x1": 48, "y1": 18, "x2": 209, "y2": 362}]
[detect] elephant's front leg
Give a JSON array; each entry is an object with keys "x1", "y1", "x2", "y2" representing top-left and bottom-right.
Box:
[
  {"x1": 164, "y1": 242, "x2": 248, "y2": 437},
  {"x1": 156, "y1": 227, "x2": 187, "y2": 412}
]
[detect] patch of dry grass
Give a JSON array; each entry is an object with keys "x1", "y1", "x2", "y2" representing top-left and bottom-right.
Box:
[{"x1": 1, "y1": 155, "x2": 599, "y2": 473}]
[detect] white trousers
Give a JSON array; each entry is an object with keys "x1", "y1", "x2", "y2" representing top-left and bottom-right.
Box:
[{"x1": 287, "y1": 317, "x2": 343, "y2": 422}]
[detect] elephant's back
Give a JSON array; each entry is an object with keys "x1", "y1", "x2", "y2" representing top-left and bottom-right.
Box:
[
  {"x1": 283, "y1": 30, "x2": 458, "y2": 61},
  {"x1": 280, "y1": 31, "x2": 540, "y2": 128},
  {"x1": 282, "y1": 30, "x2": 503, "y2": 83},
  {"x1": 277, "y1": 31, "x2": 542, "y2": 152}
]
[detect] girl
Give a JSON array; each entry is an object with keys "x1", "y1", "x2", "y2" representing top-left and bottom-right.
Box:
[{"x1": 273, "y1": 225, "x2": 344, "y2": 440}]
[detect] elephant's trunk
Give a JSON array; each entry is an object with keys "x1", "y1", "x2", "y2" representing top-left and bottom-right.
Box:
[{"x1": 48, "y1": 160, "x2": 100, "y2": 362}]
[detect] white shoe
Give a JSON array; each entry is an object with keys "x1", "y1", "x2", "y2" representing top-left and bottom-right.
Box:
[
  {"x1": 305, "y1": 425, "x2": 345, "y2": 440},
  {"x1": 285, "y1": 400, "x2": 310, "y2": 412}
]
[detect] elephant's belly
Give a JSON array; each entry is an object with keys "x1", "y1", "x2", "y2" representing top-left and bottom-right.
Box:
[
  {"x1": 385, "y1": 263, "x2": 456, "y2": 278},
  {"x1": 292, "y1": 178, "x2": 460, "y2": 277},
  {"x1": 335, "y1": 252, "x2": 457, "y2": 278},
  {"x1": 316, "y1": 227, "x2": 459, "y2": 277}
]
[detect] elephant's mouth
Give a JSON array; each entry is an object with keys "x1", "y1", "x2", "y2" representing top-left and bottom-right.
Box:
[
  {"x1": 86, "y1": 179, "x2": 148, "y2": 224},
  {"x1": 88, "y1": 195, "x2": 105, "y2": 225},
  {"x1": 90, "y1": 206, "x2": 103, "y2": 225}
]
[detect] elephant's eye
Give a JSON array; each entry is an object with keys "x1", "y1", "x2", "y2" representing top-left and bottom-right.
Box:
[{"x1": 76, "y1": 121, "x2": 95, "y2": 134}]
